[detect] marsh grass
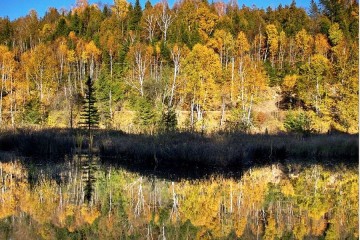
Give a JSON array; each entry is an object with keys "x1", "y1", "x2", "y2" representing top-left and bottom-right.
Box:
[
  {"x1": 98, "y1": 131, "x2": 358, "y2": 168},
  {"x1": 0, "y1": 128, "x2": 357, "y2": 168},
  {"x1": 0, "y1": 128, "x2": 75, "y2": 157}
]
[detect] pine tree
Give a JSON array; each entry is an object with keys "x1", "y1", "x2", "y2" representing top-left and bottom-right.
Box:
[
  {"x1": 159, "y1": 107, "x2": 177, "y2": 132},
  {"x1": 129, "y1": 0, "x2": 142, "y2": 30},
  {"x1": 144, "y1": 0, "x2": 152, "y2": 10},
  {"x1": 79, "y1": 77, "x2": 99, "y2": 142},
  {"x1": 53, "y1": 18, "x2": 69, "y2": 38}
]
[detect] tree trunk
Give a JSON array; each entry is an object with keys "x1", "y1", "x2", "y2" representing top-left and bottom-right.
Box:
[
  {"x1": 10, "y1": 75, "x2": 15, "y2": 128},
  {"x1": 247, "y1": 95, "x2": 253, "y2": 127},
  {"x1": 316, "y1": 76, "x2": 320, "y2": 115},
  {"x1": 190, "y1": 99, "x2": 194, "y2": 131},
  {"x1": 39, "y1": 66, "x2": 44, "y2": 101},
  {"x1": 230, "y1": 57, "x2": 235, "y2": 104},
  {"x1": 109, "y1": 89, "x2": 112, "y2": 122},
  {"x1": 169, "y1": 64, "x2": 177, "y2": 107},
  {"x1": 0, "y1": 62, "x2": 5, "y2": 125},
  {"x1": 109, "y1": 51, "x2": 113, "y2": 80},
  {"x1": 220, "y1": 97, "x2": 226, "y2": 127}
]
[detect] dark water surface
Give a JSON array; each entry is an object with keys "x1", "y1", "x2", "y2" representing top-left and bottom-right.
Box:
[{"x1": 0, "y1": 154, "x2": 358, "y2": 239}]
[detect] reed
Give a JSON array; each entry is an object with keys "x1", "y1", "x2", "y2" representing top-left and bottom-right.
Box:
[{"x1": 0, "y1": 129, "x2": 357, "y2": 168}]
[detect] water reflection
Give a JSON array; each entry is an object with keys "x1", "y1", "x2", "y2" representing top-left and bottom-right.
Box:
[{"x1": 0, "y1": 155, "x2": 358, "y2": 239}]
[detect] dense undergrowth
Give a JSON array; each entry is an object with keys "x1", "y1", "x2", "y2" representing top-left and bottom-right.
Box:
[{"x1": 0, "y1": 129, "x2": 357, "y2": 169}]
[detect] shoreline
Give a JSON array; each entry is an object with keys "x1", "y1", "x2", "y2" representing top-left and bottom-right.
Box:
[{"x1": 0, "y1": 128, "x2": 357, "y2": 169}]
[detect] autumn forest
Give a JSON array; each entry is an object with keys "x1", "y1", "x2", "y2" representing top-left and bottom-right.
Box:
[
  {"x1": 0, "y1": 0, "x2": 358, "y2": 239},
  {"x1": 0, "y1": 0, "x2": 358, "y2": 133}
]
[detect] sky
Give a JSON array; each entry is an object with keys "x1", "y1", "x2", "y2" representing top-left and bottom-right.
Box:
[{"x1": 0, "y1": 0, "x2": 310, "y2": 21}]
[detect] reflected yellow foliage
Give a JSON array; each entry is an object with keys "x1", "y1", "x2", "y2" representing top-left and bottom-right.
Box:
[{"x1": 0, "y1": 160, "x2": 357, "y2": 239}]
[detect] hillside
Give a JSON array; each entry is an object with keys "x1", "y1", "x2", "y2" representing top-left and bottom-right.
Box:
[{"x1": 0, "y1": 0, "x2": 358, "y2": 133}]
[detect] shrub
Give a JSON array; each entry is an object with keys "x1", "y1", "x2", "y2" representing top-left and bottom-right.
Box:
[
  {"x1": 159, "y1": 107, "x2": 177, "y2": 133},
  {"x1": 284, "y1": 111, "x2": 313, "y2": 134},
  {"x1": 133, "y1": 97, "x2": 158, "y2": 134},
  {"x1": 23, "y1": 99, "x2": 44, "y2": 125}
]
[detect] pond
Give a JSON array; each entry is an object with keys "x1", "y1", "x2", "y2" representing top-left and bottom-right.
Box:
[{"x1": 0, "y1": 154, "x2": 358, "y2": 239}]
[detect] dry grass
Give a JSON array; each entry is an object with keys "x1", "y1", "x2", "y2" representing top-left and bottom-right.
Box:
[{"x1": 0, "y1": 129, "x2": 357, "y2": 169}]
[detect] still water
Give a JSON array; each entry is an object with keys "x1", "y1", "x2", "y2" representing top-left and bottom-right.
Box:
[{"x1": 0, "y1": 154, "x2": 358, "y2": 239}]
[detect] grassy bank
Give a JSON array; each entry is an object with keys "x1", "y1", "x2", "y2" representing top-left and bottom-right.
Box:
[{"x1": 0, "y1": 128, "x2": 358, "y2": 168}]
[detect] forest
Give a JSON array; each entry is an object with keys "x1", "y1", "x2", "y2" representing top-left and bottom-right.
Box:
[
  {"x1": 0, "y1": 0, "x2": 358, "y2": 134},
  {"x1": 0, "y1": 1, "x2": 358, "y2": 238}
]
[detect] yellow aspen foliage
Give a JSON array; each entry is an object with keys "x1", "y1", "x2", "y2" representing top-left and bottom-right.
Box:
[
  {"x1": 58, "y1": 41, "x2": 68, "y2": 58},
  {"x1": 0, "y1": 189, "x2": 16, "y2": 219},
  {"x1": 293, "y1": 215, "x2": 310, "y2": 239},
  {"x1": 278, "y1": 30, "x2": 287, "y2": 64},
  {"x1": 80, "y1": 205, "x2": 101, "y2": 224},
  {"x1": 113, "y1": 0, "x2": 130, "y2": 19},
  {"x1": 328, "y1": 23, "x2": 344, "y2": 46},
  {"x1": 68, "y1": 31, "x2": 77, "y2": 42},
  {"x1": 97, "y1": 213, "x2": 126, "y2": 239},
  {"x1": 55, "y1": 204, "x2": 76, "y2": 227},
  {"x1": 0, "y1": 45, "x2": 10, "y2": 61},
  {"x1": 67, "y1": 49, "x2": 76, "y2": 63},
  {"x1": 282, "y1": 74, "x2": 298, "y2": 92},
  {"x1": 234, "y1": 216, "x2": 247, "y2": 237},
  {"x1": 21, "y1": 43, "x2": 58, "y2": 104},
  {"x1": 37, "y1": 224, "x2": 55, "y2": 240},
  {"x1": 314, "y1": 33, "x2": 330, "y2": 56},
  {"x1": 236, "y1": 31, "x2": 250, "y2": 56},
  {"x1": 298, "y1": 54, "x2": 330, "y2": 116},
  {"x1": 181, "y1": 43, "x2": 222, "y2": 111},
  {"x1": 280, "y1": 179, "x2": 295, "y2": 196},
  {"x1": 210, "y1": 29, "x2": 234, "y2": 65},
  {"x1": 263, "y1": 213, "x2": 278, "y2": 240},
  {"x1": 27, "y1": 181, "x2": 58, "y2": 224},
  {"x1": 18, "y1": 184, "x2": 34, "y2": 214},
  {"x1": 178, "y1": 181, "x2": 221, "y2": 236},
  {"x1": 76, "y1": 39, "x2": 87, "y2": 62},
  {"x1": 311, "y1": 217, "x2": 328, "y2": 236},
  {"x1": 84, "y1": 40, "x2": 101, "y2": 61},
  {"x1": 240, "y1": 167, "x2": 270, "y2": 207},
  {"x1": 40, "y1": 23, "x2": 54, "y2": 40},
  {"x1": 196, "y1": 4, "x2": 218, "y2": 39},
  {"x1": 266, "y1": 24, "x2": 279, "y2": 66},
  {"x1": 0, "y1": 162, "x2": 27, "y2": 219},
  {"x1": 295, "y1": 29, "x2": 313, "y2": 61}
]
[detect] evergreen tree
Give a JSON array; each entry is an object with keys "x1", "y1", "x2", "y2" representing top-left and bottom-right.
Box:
[
  {"x1": 135, "y1": 97, "x2": 156, "y2": 133},
  {"x1": 102, "y1": 5, "x2": 111, "y2": 18},
  {"x1": 95, "y1": 67, "x2": 124, "y2": 128},
  {"x1": 23, "y1": 98, "x2": 42, "y2": 125},
  {"x1": 53, "y1": 18, "x2": 69, "y2": 38},
  {"x1": 144, "y1": 0, "x2": 152, "y2": 10},
  {"x1": 129, "y1": 0, "x2": 142, "y2": 30},
  {"x1": 79, "y1": 77, "x2": 99, "y2": 137},
  {"x1": 284, "y1": 110, "x2": 313, "y2": 134},
  {"x1": 309, "y1": 0, "x2": 320, "y2": 19},
  {"x1": 159, "y1": 107, "x2": 177, "y2": 132},
  {"x1": 0, "y1": 17, "x2": 13, "y2": 45},
  {"x1": 70, "y1": 12, "x2": 82, "y2": 35}
]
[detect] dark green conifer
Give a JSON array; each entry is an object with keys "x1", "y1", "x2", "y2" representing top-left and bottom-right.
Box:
[
  {"x1": 159, "y1": 107, "x2": 177, "y2": 132},
  {"x1": 54, "y1": 18, "x2": 69, "y2": 38},
  {"x1": 0, "y1": 17, "x2": 13, "y2": 45},
  {"x1": 144, "y1": 0, "x2": 152, "y2": 10},
  {"x1": 70, "y1": 12, "x2": 82, "y2": 35},
  {"x1": 129, "y1": 0, "x2": 142, "y2": 30},
  {"x1": 79, "y1": 77, "x2": 99, "y2": 136}
]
